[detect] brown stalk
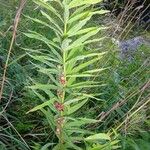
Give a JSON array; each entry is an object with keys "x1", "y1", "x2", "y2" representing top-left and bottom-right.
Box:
[
  {"x1": 87, "y1": 80, "x2": 150, "y2": 129},
  {"x1": 98, "y1": 80, "x2": 150, "y2": 120},
  {"x1": 0, "y1": 0, "x2": 27, "y2": 102}
]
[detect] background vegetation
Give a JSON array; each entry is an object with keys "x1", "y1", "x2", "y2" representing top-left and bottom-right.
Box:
[{"x1": 0, "y1": 0, "x2": 149, "y2": 150}]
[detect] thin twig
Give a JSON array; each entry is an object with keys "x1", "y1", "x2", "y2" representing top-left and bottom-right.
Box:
[
  {"x1": 0, "y1": 0, "x2": 27, "y2": 102},
  {"x1": 0, "y1": 90, "x2": 13, "y2": 115},
  {"x1": 98, "y1": 80, "x2": 150, "y2": 121},
  {"x1": 87, "y1": 80, "x2": 150, "y2": 129},
  {"x1": 2, "y1": 114, "x2": 31, "y2": 149},
  {"x1": 114, "y1": 96, "x2": 150, "y2": 133}
]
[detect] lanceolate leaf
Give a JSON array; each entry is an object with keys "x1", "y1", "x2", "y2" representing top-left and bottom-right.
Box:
[
  {"x1": 26, "y1": 99, "x2": 55, "y2": 113},
  {"x1": 24, "y1": 31, "x2": 62, "y2": 61},
  {"x1": 41, "y1": 108, "x2": 55, "y2": 132},
  {"x1": 71, "y1": 57, "x2": 100, "y2": 73},
  {"x1": 32, "y1": 89, "x2": 46, "y2": 102},
  {"x1": 83, "y1": 68, "x2": 107, "y2": 73},
  {"x1": 28, "y1": 54, "x2": 61, "y2": 64},
  {"x1": 65, "y1": 117, "x2": 99, "y2": 128},
  {"x1": 33, "y1": 0, "x2": 63, "y2": 22},
  {"x1": 68, "y1": 27, "x2": 97, "y2": 37},
  {"x1": 67, "y1": 16, "x2": 91, "y2": 36},
  {"x1": 68, "y1": 10, "x2": 109, "y2": 25},
  {"x1": 68, "y1": 0, "x2": 103, "y2": 8},
  {"x1": 66, "y1": 28, "x2": 100, "y2": 51},
  {"x1": 68, "y1": 11, "x2": 90, "y2": 24},
  {"x1": 28, "y1": 83, "x2": 58, "y2": 90},
  {"x1": 75, "y1": 93, "x2": 104, "y2": 101},
  {"x1": 66, "y1": 52, "x2": 106, "y2": 64},
  {"x1": 64, "y1": 96, "x2": 86, "y2": 105},
  {"x1": 68, "y1": 81, "x2": 100, "y2": 88},
  {"x1": 41, "y1": 10, "x2": 63, "y2": 34},
  {"x1": 24, "y1": 31, "x2": 61, "y2": 50},
  {"x1": 85, "y1": 133, "x2": 111, "y2": 141},
  {"x1": 70, "y1": 5, "x2": 90, "y2": 18},
  {"x1": 24, "y1": 15, "x2": 62, "y2": 36},
  {"x1": 63, "y1": 0, "x2": 70, "y2": 26},
  {"x1": 66, "y1": 74, "x2": 95, "y2": 78},
  {"x1": 67, "y1": 99, "x2": 88, "y2": 115},
  {"x1": 38, "y1": 68, "x2": 59, "y2": 75},
  {"x1": 91, "y1": 10, "x2": 110, "y2": 15},
  {"x1": 83, "y1": 37, "x2": 105, "y2": 45}
]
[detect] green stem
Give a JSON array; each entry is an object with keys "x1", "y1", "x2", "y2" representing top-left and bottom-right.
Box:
[{"x1": 58, "y1": 3, "x2": 68, "y2": 147}]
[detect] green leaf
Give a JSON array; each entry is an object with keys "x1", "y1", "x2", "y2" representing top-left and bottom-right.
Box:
[
  {"x1": 27, "y1": 30, "x2": 61, "y2": 50},
  {"x1": 91, "y1": 10, "x2": 110, "y2": 15},
  {"x1": 67, "y1": 99, "x2": 88, "y2": 115},
  {"x1": 28, "y1": 54, "x2": 61, "y2": 64},
  {"x1": 71, "y1": 57, "x2": 100, "y2": 74},
  {"x1": 66, "y1": 52, "x2": 106, "y2": 64},
  {"x1": 64, "y1": 97, "x2": 86, "y2": 105},
  {"x1": 28, "y1": 83, "x2": 58, "y2": 90},
  {"x1": 63, "y1": 1, "x2": 70, "y2": 25},
  {"x1": 85, "y1": 133, "x2": 111, "y2": 141},
  {"x1": 70, "y1": 5, "x2": 89, "y2": 18},
  {"x1": 67, "y1": 74, "x2": 95, "y2": 78},
  {"x1": 66, "y1": 28, "x2": 100, "y2": 51},
  {"x1": 67, "y1": 128, "x2": 93, "y2": 135},
  {"x1": 63, "y1": 133, "x2": 83, "y2": 150},
  {"x1": 31, "y1": 59, "x2": 57, "y2": 69},
  {"x1": 67, "y1": 46, "x2": 84, "y2": 60},
  {"x1": 32, "y1": 90, "x2": 46, "y2": 102},
  {"x1": 68, "y1": 27, "x2": 97, "y2": 37},
  {"x1": 78, "y1": 117, "x2": 99, "y2": 124},
  {"x1": 69, "y1": 81, "x2": 100, "y2": 88},
  {"x1": 41, "y1": 108, "x2": 55, "y2": 132},
  {"x1": 26, "y1": 99, "x2": 55, "y2": 113},
  {"x1": 74, "y1": 93, "x2": 104, "y2": 101},
  {"x1": 41, "y1": 143, "x2": 55, "y2": 150},
  {"x1": 65, "y1": 117, "x2": 98, "y2": 127},
  {"x1": 69, "y1": 0, "x2": 103, "y2": 8},
  {"x1": 24, "y1": 31, "x2": 62, "y2": 61},
  {"x1": 44, "y1": 90, "x2": 56, "y2": 100},
  {"x1": 83, "y1": 68, "x2": 107, "y2": 73},
  {"x1": 70, "y1": 84, "x2": 102, "y2": 89},
  {"x1": 33, "y1": 0, "x2": 63, "y2": 22},
  {"x1": 68, "y1": 11, "x2": 90, "y2": 24},
  {"x1": 41, "y1": 10, "x2": 63, "y2": 34},
  {"x1": 68, "y1": 10, "x2": 109, "y2": 25},
  {"x1": 67, "y1": 16, "x2": 91, "y2": 37},
  {"x1": 38, "y1": 67, "x2": 59, "y2": 75},
  {"x1": 83, "y1": 37, "x2": 105, "y2": 45},
  {"x1": 24, "y1": 15, "x2": 62, "y2": 36},
  {"x1": 61, "y1": 38, "x2": 72, "y2": 50}
]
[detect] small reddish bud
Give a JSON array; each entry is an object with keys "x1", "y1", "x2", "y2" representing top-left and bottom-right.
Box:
[
  {"x1": 54, "y1": 101, "x2": 64, "y2": 111},
  {"x1": 59, "y1": 74, "x2": 66, "y2": 85}
]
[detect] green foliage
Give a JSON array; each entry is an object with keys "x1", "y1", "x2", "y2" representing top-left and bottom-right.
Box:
[
  {"x1": 0, "y1": 0, "x2": 149, "y2": 149},
  {"x1": 24, "y1": 0, "x2": 113, "y2": 149},
  {"x1": 121, "y1": 131, "x2": 150, "y2": 150}
]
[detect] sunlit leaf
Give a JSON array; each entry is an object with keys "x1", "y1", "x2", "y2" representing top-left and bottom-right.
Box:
[{"x1": 85, "y1": 133, "x2": 111, "y2": 141}]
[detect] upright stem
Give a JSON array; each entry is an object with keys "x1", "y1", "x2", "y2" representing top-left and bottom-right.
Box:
[{"x1": 58, "y1": 3, "x2": 68, "y2": 147}]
